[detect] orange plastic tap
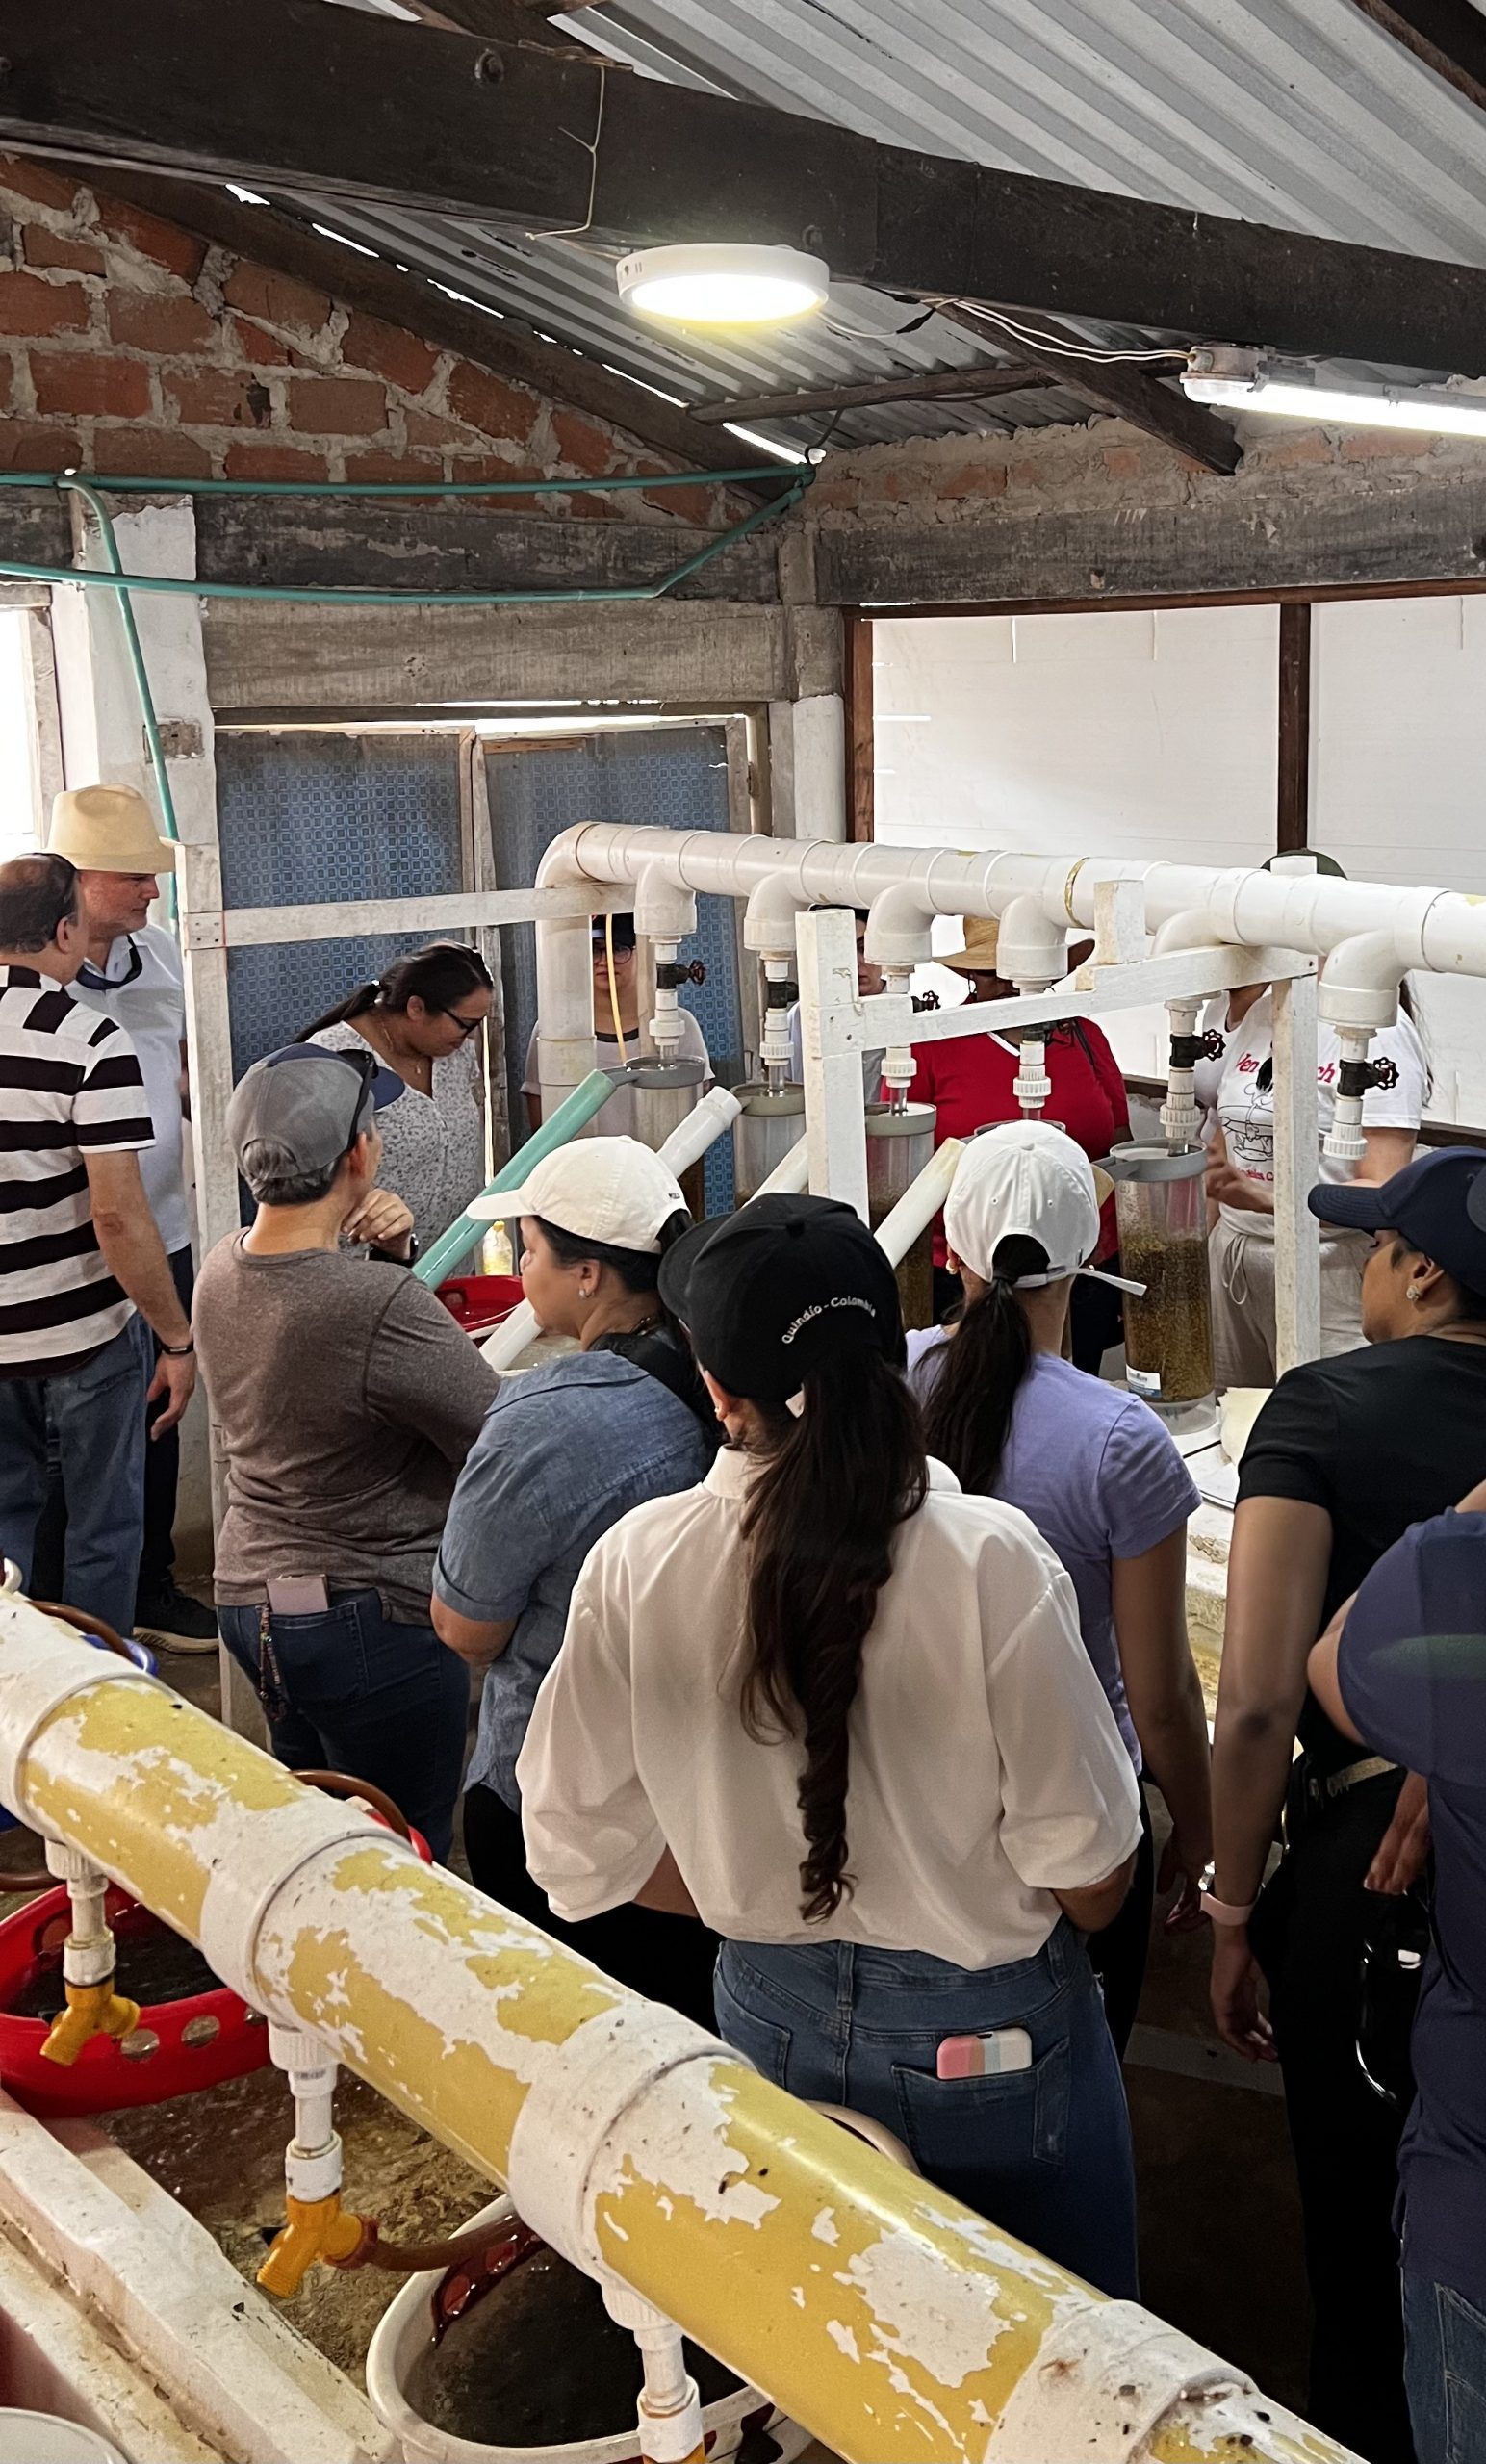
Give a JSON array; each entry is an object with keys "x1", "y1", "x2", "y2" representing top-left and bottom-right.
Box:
[
  {"x1": 257, "y1": 2193, "x2": 375, "y2": 2297},
  {"x1": 40, "y1": 1978, "x2": 141, "y2": 2067}
]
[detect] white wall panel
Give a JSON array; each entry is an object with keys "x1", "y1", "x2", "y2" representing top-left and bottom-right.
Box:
[
  {"x1": 875, "y1": 606, "x2": 1279, "y2": 1076},
  {"x1": 1313, "y1": 598, "x2": 1486, "y2": 1125}
]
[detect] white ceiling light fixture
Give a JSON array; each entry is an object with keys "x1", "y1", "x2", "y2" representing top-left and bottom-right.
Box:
[
  {"x1": 1183, "y1": 345, "x2": 1486, "y2": 440},
  {"x1": 616, "y1": 244, "x2": 830, "y2": 327}
]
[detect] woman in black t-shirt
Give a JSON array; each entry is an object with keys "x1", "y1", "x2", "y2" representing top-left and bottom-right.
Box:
[{"x1": 1207, "y1": 1148, "x2": 1486, "y2": 2464}]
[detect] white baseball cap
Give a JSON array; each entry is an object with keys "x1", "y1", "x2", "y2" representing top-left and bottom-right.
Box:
[
  {"x1": 470, "y1": 1135, "x2": 687, "y2": 1253},
  {"x1": 943, "y1": 1120, "x2": 1113, "y2": 1287}
]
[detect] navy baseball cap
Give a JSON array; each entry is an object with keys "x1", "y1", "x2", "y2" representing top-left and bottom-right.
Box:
[
  {"x1": 658, "y1": 1191, "x2": 903, "y2": 1405},
  {"x1": 1310, "y1": 1146, "x2": 1486, "y2": 1289}
]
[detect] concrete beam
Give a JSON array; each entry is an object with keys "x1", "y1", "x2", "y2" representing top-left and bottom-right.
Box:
[
  {"x1": 202, "y1": 596, "x2": 792, "y2": 709},
  {"x1": 812, "y1": 475, "x2": 1486, "y2": 606},
  {"x1": 192, "y1": 496, "x2": 783, "y2": 600}
]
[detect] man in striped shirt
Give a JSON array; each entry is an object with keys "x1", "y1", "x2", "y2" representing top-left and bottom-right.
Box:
[{"x1": 0, "y1": 852, "x2": 196, "y2": 1635}]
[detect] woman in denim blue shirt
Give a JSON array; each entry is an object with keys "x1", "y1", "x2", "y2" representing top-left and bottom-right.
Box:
[{"x1": 432, "y1": 1137, "x2": 717, "y2": 2023}]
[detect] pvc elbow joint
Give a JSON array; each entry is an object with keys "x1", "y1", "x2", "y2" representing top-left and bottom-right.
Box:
[
  {"x1": 862, "y1": 885, "x2": 935, "y2": 972},
  {"x1": 1319, "y1": 933, "x2": 1406, "y2": 1034}
]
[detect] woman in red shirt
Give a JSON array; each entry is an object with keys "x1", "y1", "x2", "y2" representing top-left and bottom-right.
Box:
[{"x1": 909, "y1": 917, "x2": 1131, "y2": 1372}]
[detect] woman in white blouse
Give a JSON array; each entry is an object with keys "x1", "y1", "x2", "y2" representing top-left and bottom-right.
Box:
[
  {"x1": 300, "y1": 941, "x2": 492, "y2": 1251},
  {"x1": 519, "y1": 1193, "x2": 1143, "y2": 2296}
]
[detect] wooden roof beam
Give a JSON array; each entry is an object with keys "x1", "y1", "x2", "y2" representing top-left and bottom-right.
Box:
[
  {"x1": 689, "y1": 364, "x2": 1056, "y2": 424},
  {"x1": 937, "y1": 306, "x2": 1240, "y2": 476},
  {"x1": 1345, "y1": 0, "x2": 1486, "y2": 114},
  {"x1": 6, "y1": 0, "x2": 1486, "y2": 380}
]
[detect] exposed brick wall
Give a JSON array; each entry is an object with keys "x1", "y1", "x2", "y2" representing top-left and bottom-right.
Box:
[
  {"x1": 804, "y1": 407, "x2": 1463, "y2": 529},
  {"x1": 0, "y1": 158, "x2": 731, "y2": 524}
]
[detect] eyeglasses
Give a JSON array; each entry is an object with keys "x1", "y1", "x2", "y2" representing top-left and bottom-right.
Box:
[{"x1": 435, "y1": 1007, "x2": 485, "y2": 1039}]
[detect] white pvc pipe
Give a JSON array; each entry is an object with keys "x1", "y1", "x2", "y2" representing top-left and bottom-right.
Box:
[
  {"x1": 480, "y1": 1298, "x2": 539, "y2": 1373},
  {"x1": 658, "y1": 1084, "x2": 742, "y2": 1180},
  {"x1": 537, "y1": 824, "x2": 1486, "y2": 986},
  {"x1": 476, "y1": 1092, "x2": 744, "y2": 1375},
  {"x1": 873, "y1": 1138, "x2": 964, "y2": 1268}
]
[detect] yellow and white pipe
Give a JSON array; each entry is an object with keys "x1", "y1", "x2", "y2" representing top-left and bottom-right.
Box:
[{"x1": 0, "y1": 1595, "x2": 1357, "y2": 2464}]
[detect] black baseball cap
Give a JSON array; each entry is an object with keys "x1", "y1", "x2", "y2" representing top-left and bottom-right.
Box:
[
  {"x1": 592, "y1": 912, "x2": 637, "y2": 952},
  {"x1": 1310, "y1": 1146, "x2": 1486, "y2": 1289},
  {"x1": 658, "y1": 1192, "x2": 903, "y2": 1405}
]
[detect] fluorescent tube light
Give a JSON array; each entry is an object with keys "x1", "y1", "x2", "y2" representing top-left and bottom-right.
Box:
[{"x1": 1182, "y1": 348, "x2": 1486, "y2": 439}]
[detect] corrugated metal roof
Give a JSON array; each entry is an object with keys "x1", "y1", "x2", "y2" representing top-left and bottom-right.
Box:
[{"x1": 299, "y1": 0, "x2": 1486, "y2": 451}]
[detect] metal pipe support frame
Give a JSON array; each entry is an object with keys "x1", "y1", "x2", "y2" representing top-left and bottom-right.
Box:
[{"x1": 0, "y1": 1591, "x2": 1357, "y2": 2464}]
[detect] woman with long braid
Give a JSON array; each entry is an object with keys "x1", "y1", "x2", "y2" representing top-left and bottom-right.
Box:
[{"x1": 519, "y1": 1193, "x2": 1143, "y2": 2295}]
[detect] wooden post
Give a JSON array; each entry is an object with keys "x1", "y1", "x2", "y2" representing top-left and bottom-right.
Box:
[
  {"x1": 1276, "y1": 601, "x2": 1312, "y2": 854},
  {"x1": 845, "y1": 608, "x2": 875, "y2": 844}
]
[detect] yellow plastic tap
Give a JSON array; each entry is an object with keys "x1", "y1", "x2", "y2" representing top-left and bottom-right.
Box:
[
  {"x1": 257, "y1": 2193, "x2": 373, "y2": 2297},
  {"x1": 40, "y1": 1979, "x2": 141, "y2": 2067}
]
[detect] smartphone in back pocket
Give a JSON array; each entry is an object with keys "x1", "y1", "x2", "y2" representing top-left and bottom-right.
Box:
[
  {"x1": 936, "y1": 2027, "x2": 1034, "y2": 2080},
  {"x1": 266, "y1": 1576, "x2": 330, "y2": 1615}
]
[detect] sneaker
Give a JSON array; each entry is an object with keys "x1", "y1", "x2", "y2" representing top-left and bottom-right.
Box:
[{"x1": 133, "y1": 1581, "x2": 218, "y2": 1654}]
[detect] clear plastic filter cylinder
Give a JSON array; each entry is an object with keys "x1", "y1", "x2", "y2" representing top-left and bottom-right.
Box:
[
  {"x1": 866, "y1": 1101, "x2": 936, "y2": 1331},
  {"x1": 732, "y1": 1084, "x2": 806, "y2": 1204},
  {"x1": 1106, "y1": 1142, "x2": 1217, "y2": 1436},
  {"x1": 623, "y1": 1057, "x2": 706, "y2": 1215}
]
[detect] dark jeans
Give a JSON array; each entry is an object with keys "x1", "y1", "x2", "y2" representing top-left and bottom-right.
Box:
[
  {"x1": 32, "y1": 1245, "x2": 192, "y2": 1615},
  {"x1": 1404, "y1": 2272, "x2": 1486, "y2": 2464},
  {"x1": 1250, "y1": 1765, "x2": 1414, "y2": 2464},
  {"x1": 1086, "y1": 1782, "x2": 1155, "y2": 2057},
  {"x1": 0, "y1": 1323, "x2": 147, "y2": 1636},
  {"x1": 218, "y1": 1591, "x2": 470, "y2": 1863},
  {"x1": 714, "y1": 1922, "x2": 1139, "y2": 2299},
  {"x1": 461, "y1": 1780, "x2": 720, "y2": 2032}
]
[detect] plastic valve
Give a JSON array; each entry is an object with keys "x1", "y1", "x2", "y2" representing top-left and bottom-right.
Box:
[
  {"x1": 40, "y1": 1978, "x2": 141, "y2": 2067},
  {"x1": 257, "y1": 2193, "x2": 374, "y2": 2297}
]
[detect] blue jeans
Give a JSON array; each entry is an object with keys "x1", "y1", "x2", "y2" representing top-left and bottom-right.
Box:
[
  {"x1": 715, "y1": 1921, "x2": 1138, "y2": 2299},
  {"x1": 218, "y1": 1592, "x2": 470, "y2": 1863},
  {"x1": 1404, "y1": 2272, "x2": 1486, "y2": 2464},
  {"x1": 0, "y1": 1323, "x2": 147, "y2": 1636}
]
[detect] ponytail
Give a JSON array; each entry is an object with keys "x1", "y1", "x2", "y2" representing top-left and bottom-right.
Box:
[
  {"x1": 297, "y1": 940, "x2": 491, "y2": 1041},
  {"x1": 921, "y1": 1233, "x2": 1047, "y2": 1496},
  {"x1": 740, "y1": 1347, "x2": 927, "y2": 1922},
  {"x1": 296, "y1": 979, "x2": 380, "y2": 1037}
]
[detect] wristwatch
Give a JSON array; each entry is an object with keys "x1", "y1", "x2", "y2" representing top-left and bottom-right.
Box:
[{"x1": 370, "y1": 1233, "x2": 418, "y2": 1267}]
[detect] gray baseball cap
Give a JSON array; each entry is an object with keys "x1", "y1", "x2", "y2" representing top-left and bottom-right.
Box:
[{"x1": 227, "y1": 1044, "x2": 403, "y2": 1185}]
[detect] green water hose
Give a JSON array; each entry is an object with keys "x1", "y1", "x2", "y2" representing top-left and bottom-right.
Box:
[
  {"x1": 1, "y1": 456, "x2": 804, "y2": 928},
  {"x1": 413, "y1": 1067, "x2": 618, "y2": 1287}
]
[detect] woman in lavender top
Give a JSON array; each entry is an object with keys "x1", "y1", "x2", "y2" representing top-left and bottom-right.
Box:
[{"x1": 912, "y1": 1120, "x2": 1211, "y2": 2050}]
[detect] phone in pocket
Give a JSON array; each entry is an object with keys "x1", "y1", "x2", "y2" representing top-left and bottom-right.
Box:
[{"x1": 936, "y1": 2027, "x2": 1033, "y2": 2080}]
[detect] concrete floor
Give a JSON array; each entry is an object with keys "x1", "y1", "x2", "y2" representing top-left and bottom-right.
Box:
[{"x1": 0, "y1": 1644, "x2": 1313, "y2": 2423}]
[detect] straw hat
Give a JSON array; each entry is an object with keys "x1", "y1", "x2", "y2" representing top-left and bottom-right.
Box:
[
  {"x1": 936, "y1": 913, "x2": 1001, "y2": 975},
  {"x1": 49, "y1": 785, "x2": 175, "y2": 875}
]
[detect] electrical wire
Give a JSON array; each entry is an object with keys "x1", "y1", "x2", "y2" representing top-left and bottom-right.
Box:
[
  {"x1": 603, "y1": 909, "x2": 628, "y2": 1062},
  {"x1": 941, "y1": 299, "x2": 1189, "y2": 366},
  {"x1": 540, "y1": 64, "x2": 608, "y2": 242}
]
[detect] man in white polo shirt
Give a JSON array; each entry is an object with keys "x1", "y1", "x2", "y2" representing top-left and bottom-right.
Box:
[
  {"x1": 38, "y1": 786, "x2": 215, "y2": 1647},
  {"x1": 0, "y1": 852, "x2": 195, "y2": 1636}
]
